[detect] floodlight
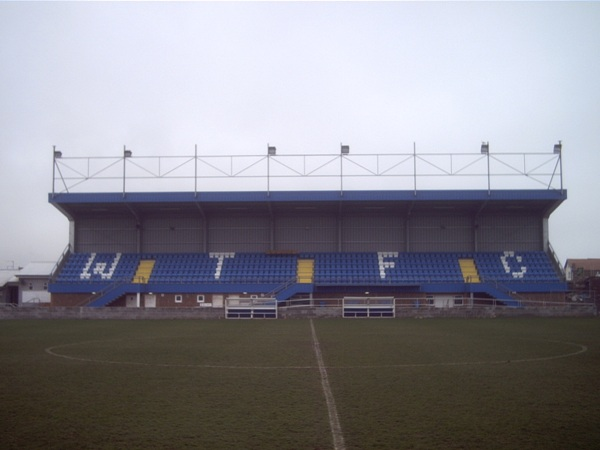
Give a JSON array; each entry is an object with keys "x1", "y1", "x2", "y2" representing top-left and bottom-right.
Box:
[
  {"x1": 267, "y1": 145, "x2": 276, "y2": 155},
  {"x1": 53, "y1": 150, "x2": 62, "y2": 159},
  {"x1": 341, "y1": 144, "x2": 350, "y2": 154},
  {"x1": 553, "y1": 141, "x2": 562, "y2": 154},
  {"x1": 480, "y1": 142, "x2": 489, "y2": 154},
  {"x1": 124, "y1": 149, "x2": 133, "y2": 158}
]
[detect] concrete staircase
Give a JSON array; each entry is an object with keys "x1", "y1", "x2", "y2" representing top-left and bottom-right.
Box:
[
  {"x1": 297, "y1": 259, "x2": 314, "y2": 283},
  {"x1": 132, "y1": 260, "x2": 155, "y2": 284},
  {"x1": 459, "y1": 259, "x2": 480, "y2": 283},
  {"x1": 87, "y1": 283, "x2": 129, "y2": 308}
]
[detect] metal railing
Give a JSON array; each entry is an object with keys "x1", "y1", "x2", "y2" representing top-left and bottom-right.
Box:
[
  {"x1": 51, "y1": 147, "x2": 564, "y2": 196},
  {"x1": 49, "y1": 244, "x2": 72, "y2": 283},
  {"x1": 279, "y1": 296, "x2": 594, "y2": 310},
  {"x1": 547, "y1": 242, "x2": 566, "y2": 279}
]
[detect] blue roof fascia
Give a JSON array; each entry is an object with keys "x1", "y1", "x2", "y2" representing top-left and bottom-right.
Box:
[
  {"x1": 49, "y1": 189, "x2": 567, "y2": 205},
  {"x1": 49, "y1": 192, "x2": 200, "y2": 204}
]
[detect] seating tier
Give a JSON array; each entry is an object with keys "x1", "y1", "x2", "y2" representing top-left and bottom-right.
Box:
[{"x1": 53, "y1": 251, "x2": 561, "y2": 286}]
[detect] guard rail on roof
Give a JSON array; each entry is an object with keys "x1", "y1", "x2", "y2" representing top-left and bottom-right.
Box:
[{"x1": 51, "y1": 145, "x2": 564, "y2": 196}]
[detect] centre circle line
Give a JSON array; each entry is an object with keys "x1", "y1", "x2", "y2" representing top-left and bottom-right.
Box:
[{"x1": 44, "y1": 337, "x2": 587, "y2": 370}]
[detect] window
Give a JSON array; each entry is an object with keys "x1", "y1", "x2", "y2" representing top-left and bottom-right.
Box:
[
  {"x1": 197, "y1": 295, "x2": 205, "y2": 303},
  {"x1": 175, "y1": 295, "x2": 183, "y2": 303},
  {"x1": 454, "y1": 295, "x2": 463, "y2": 305}
]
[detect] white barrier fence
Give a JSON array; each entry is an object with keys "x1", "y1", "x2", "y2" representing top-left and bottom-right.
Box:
[
  {"x1": 342, "y1": 297, "x2": 395, "y2": 318},
  {"x1": 279, "y1": 296, "x2": 595, "y2": 310},
  {"x1": 225, "y1": 297, "x2": 277, "y2": 319}
]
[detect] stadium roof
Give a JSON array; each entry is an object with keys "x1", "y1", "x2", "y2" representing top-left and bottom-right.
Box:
[
  {"x1": 0, "y1": 270, "x2": 19, "y2": 287},
  {"x1": 565, "y1": 259, "x2": 600, "y2": 271},
  {"x1": 49, "y1": 189, "x2": 567, "y2": 220},
  {"x1": 16, "y1": 262, "x2": 55, "y2": 278}
]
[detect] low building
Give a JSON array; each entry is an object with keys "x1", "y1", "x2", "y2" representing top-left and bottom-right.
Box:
[
  {"x1": 14, "y1": 262, "x2": 55, "y2": 306},
  {"x1": 565, "y1": 259, "x2": 600, "y2": 283},
  {"x1": 0, "y1": 269, "x2": 20, "y2": 305},
  {"x1": 565, "y1": 259, "x2": 600, "y2": 306}
]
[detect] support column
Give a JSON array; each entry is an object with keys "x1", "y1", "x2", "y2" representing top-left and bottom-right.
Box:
[{"x1": 542, "y1": 217, "x2": 549, "y2": 252}]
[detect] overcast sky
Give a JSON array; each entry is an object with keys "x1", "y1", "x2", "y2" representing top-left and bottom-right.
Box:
[{"x1": 1, "y1": 1, "x2": 599, "y2": 268}]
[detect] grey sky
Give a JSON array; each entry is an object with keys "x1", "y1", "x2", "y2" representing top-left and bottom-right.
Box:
[{"x1": 1, "y1": 2, "x2": 599, "y2": 268}]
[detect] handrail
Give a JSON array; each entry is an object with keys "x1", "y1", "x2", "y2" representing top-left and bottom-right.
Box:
[
  {"x1": 547, "y1": 242, "x2": 566, "y2": 279},
  {"x1": 80, "y1": 278, "x2": 131, "y2": 307},
  {"x1": 267, "y1": 276, "x2": 298, "y2": 298},
  {"x1": 49, "y1": 244, "x2": 71, "y2": 282},
  {"x1": 485, "y1": 280, "x2": 529, "y2": 303},
  {"x1": 279, "y1": 296, "x2": 593, "y2": 309}
]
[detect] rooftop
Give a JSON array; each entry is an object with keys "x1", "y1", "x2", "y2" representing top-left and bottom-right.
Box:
[{"x1": 49, "y1": 189, "x2": 567, "y2": 220}]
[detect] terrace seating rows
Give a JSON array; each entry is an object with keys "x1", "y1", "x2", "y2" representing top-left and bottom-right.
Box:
[{"x1": 53, "y1": 251, "x2": 562, "y2": 286}]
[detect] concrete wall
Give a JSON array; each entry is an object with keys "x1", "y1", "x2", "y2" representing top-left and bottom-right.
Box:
[
  {"x1": 0, "y1": 306, "x2": 224, "y2": 320},
  {"x1": 1, "y1": 304, "x2": 595, "y2": 320}
]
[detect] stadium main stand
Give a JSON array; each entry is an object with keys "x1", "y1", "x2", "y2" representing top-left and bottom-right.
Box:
[{"x1": 47, "y1": 147, "x2": 568, "y2": 311}]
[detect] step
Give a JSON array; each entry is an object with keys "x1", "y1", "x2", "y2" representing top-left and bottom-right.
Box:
[
  {"x1": 297, "y1": 259, "x2": 314, "y2": 283},
  {"x1": 132, "y1": 260, "x2": 156, "y2": 284},
  {"x1": 458, "y1": 258, "x2": 480, "y2": 283}
]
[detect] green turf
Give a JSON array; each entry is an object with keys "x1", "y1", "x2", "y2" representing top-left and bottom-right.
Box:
[{"x1": 1, "y1": 318, "x2": 599, "y2": 449}]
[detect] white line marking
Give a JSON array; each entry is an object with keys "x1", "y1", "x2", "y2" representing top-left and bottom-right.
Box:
[
  {"x1": 310, "y1": 319, "x2": 346, "y2": 450},
  {"x1": 333, "y1": 342, "x2": 589, "y2": 369},
  {"x1": 44, "y1": 339, "x2": 588, "y2": 370},
  {"x1": 45, "y1": 340, "x2": 315, "y2": 369}
]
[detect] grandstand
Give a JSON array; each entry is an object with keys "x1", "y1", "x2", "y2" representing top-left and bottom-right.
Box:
[{"x1": 48, "y1": 145, "x2": 569, "y2": 313}]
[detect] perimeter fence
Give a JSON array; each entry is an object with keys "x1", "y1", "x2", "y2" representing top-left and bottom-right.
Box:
[{"x1": 2, "y1": 296, "x2": 595, "y2": 320}]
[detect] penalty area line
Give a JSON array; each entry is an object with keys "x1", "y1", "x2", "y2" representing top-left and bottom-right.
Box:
[{"x1": 310, "y1": 319, "x2": 346, "y2": 450}]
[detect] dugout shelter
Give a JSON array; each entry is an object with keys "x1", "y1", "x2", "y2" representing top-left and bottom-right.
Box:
[{"x1": 48, "y1": 143, "x2": 568, "y2": 311}]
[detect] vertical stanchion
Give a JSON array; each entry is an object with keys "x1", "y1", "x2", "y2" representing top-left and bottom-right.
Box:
[
  {"x1": 123, "y1": 145, "x2": 132, "y2": 198},
  {"x1": 194, "y1": 144, "x2": 198, "y2": 197},
  {"x1": 481, "y1": 142, "x2": 490, "y2": 195},
  {"x1": 487, "y1": 150, "x2": 490, "y2": 195},
  {"x1": 340, "y1": 152, "x2": 343, "y2": 196},
  {"x1": 123, "y1": 145, "x2": 126, "y2": 198},
  {"x1": 413, "y1": 142, "x2": 417, "y2": 196},
  {"x1": 267, "y1": 144, "x2": 276, "y2": 197},
  {"x1": 52, "y1": 146, "x2": 56, "y2": 198}
]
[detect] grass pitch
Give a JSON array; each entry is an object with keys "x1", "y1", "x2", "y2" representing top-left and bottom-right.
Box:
[{"x1": 1, "y1": 317, "x2": 599, "y2": 449}]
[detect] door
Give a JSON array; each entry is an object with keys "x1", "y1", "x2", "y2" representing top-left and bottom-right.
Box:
[
  {"x1": 144, "y1": 294, "x2": 156, "y2": 308},
  {"x1": 212, "y1": 294, "x2": 223, "y2": 308},
  {"x1": 433, "y1": 295, "x2": 454, "y2": 308}
]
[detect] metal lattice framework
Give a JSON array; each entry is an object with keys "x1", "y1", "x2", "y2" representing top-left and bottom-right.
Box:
[{"x1": 51, "y1": 144, "x2": 564, "y2": 196}]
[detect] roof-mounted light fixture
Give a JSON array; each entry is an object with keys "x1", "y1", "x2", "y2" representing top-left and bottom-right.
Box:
[
  {"x1": 340, "y1": 143, "x2": 350, "y2": 154},
  {"x1": 482, "y1": 142, "x2": 491, "y2": 194},
  {"x1": 553, "y1": 140, "x2": 562, "y2": 154},
  {"x1": 266, "y1": 144, "x2": 277, "y2": 196},
  {"x1": 123, "y1": 146, "x2": 132, "y2": 198},
  {"x1": 51, "y1": 146, "x2": 63, "y2": 197}
]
